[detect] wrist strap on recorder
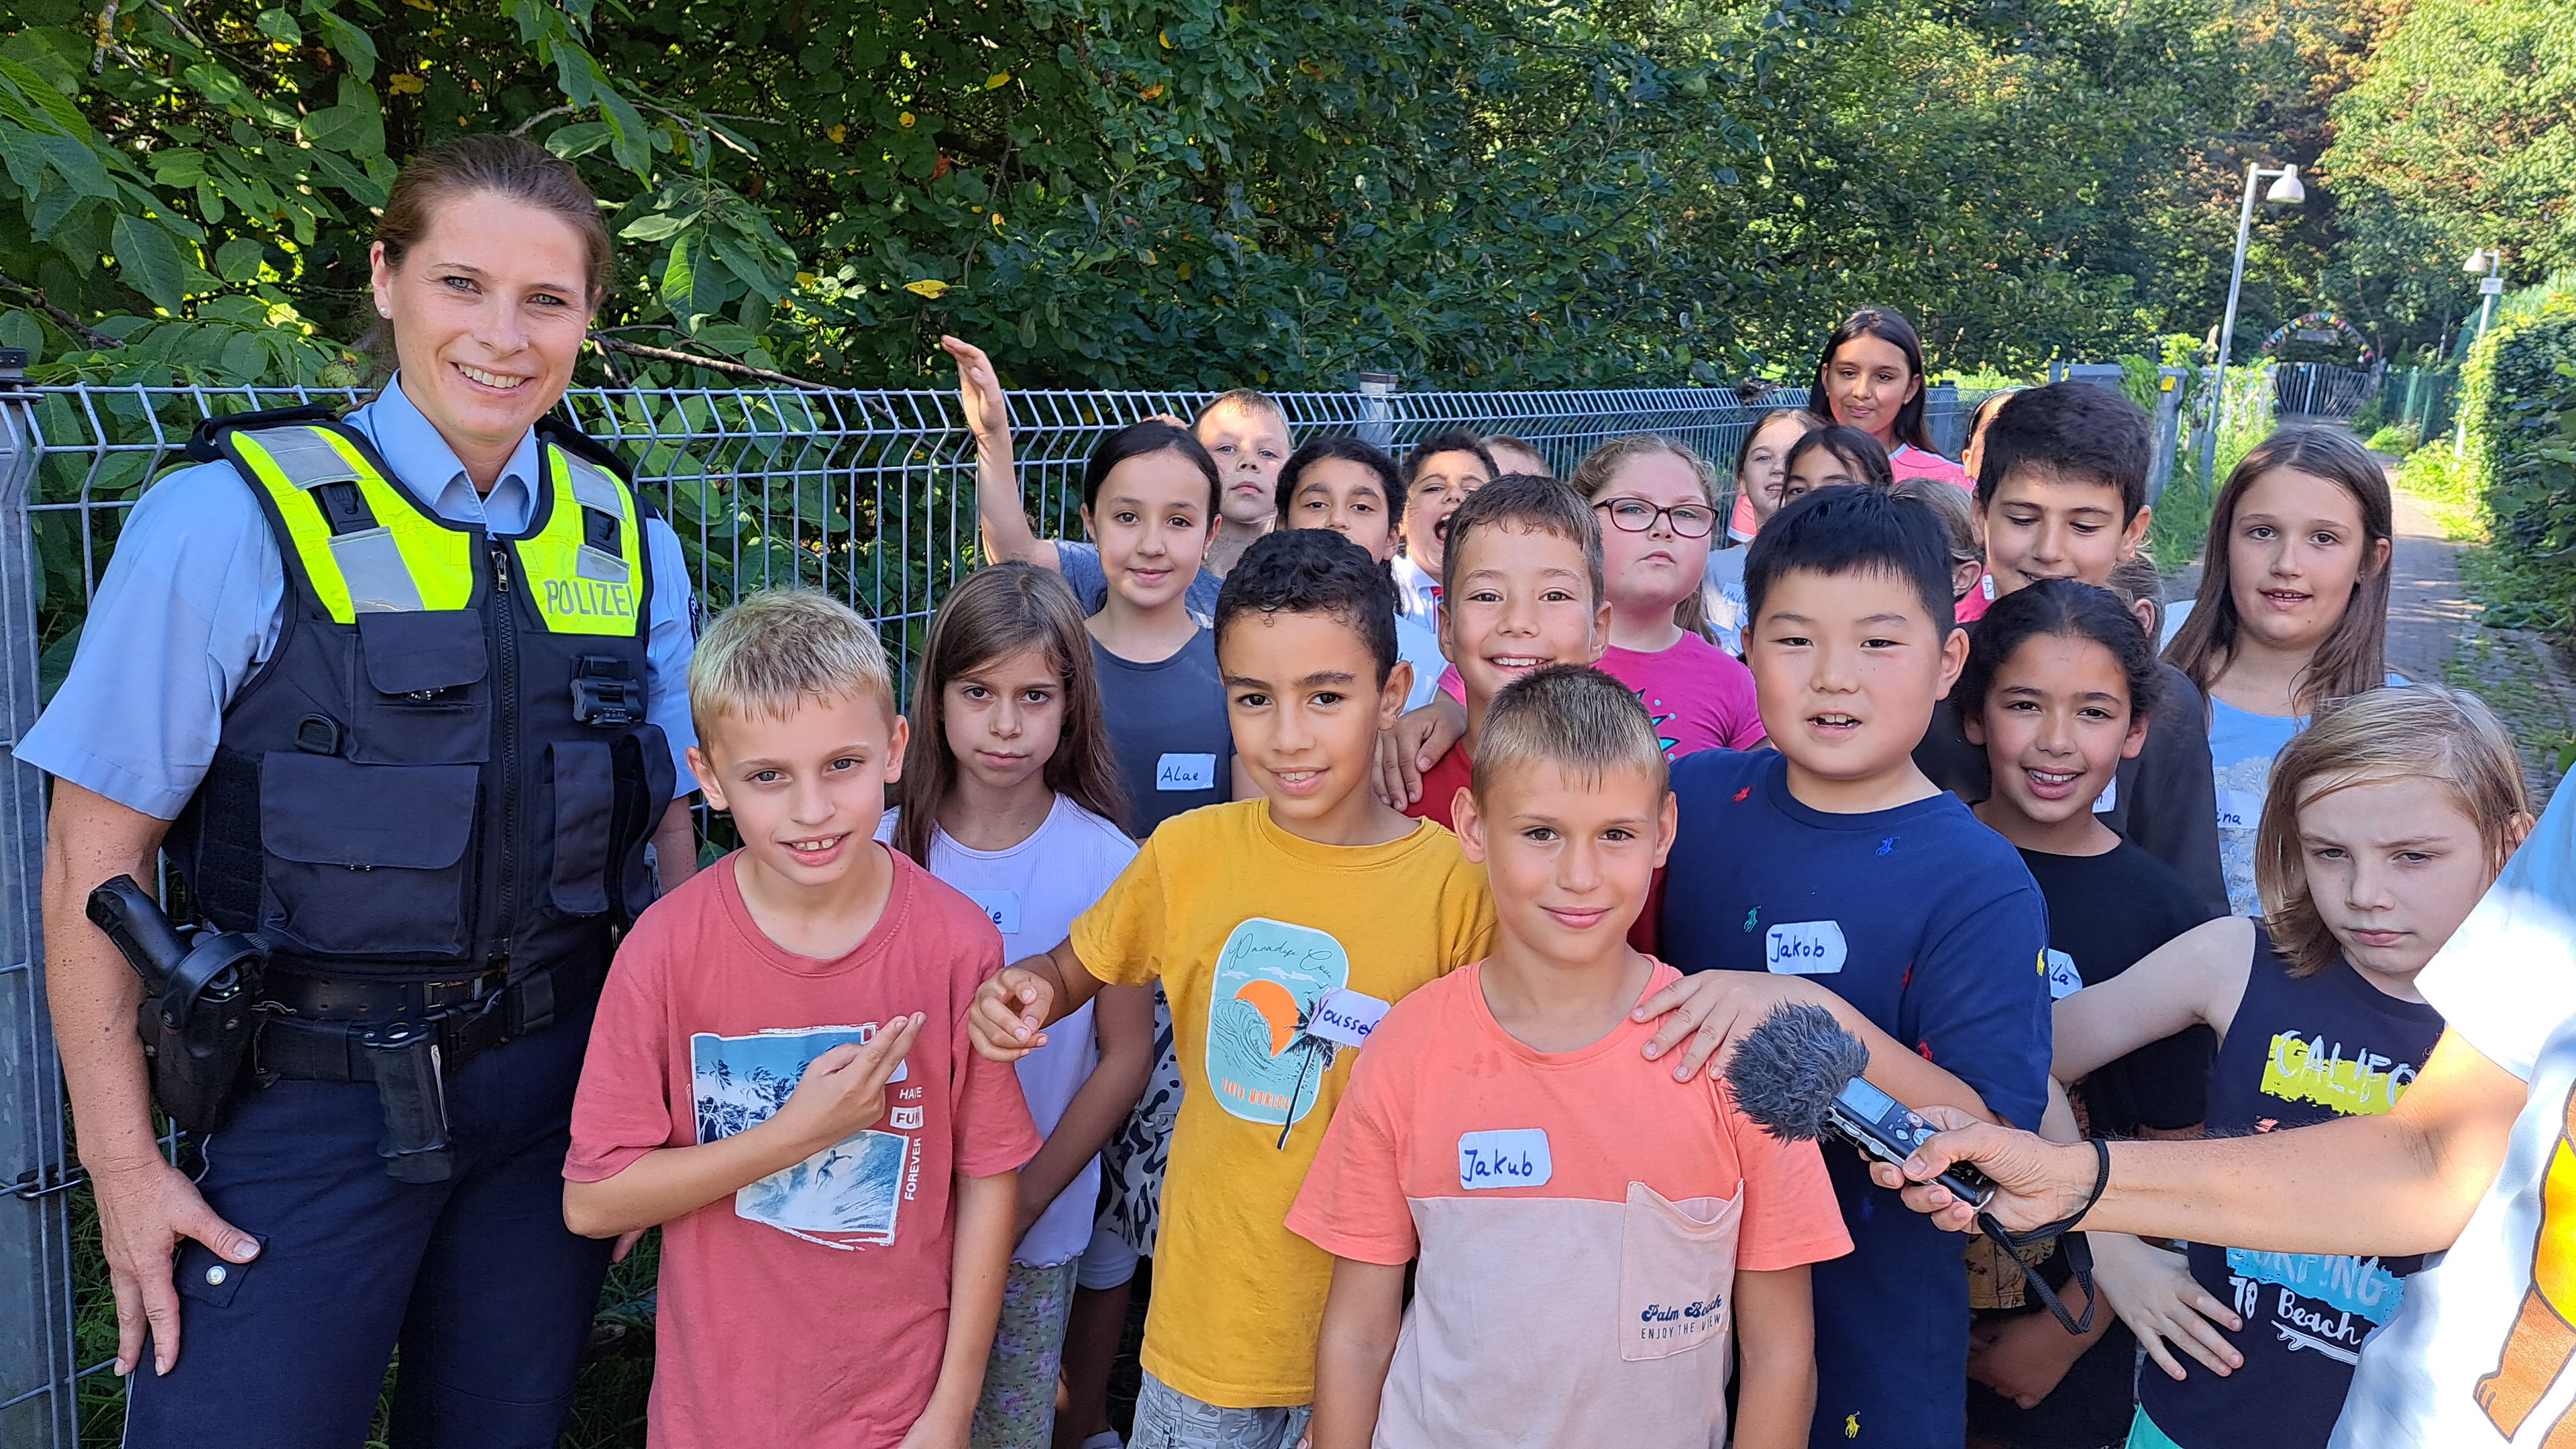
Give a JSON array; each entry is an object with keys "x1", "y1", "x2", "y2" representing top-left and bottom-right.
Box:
[{"x1": 1975, "y1": 1138, "x2": 2112, "y2": 1336}]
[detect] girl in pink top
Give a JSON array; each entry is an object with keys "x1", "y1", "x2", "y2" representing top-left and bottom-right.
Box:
[
  {"x1": 1572, "y1": 435, "x2": 1766, "y2": 755},
  {"x1": 1808, "y1": 305, "x2": 1974, "y2": 492}
]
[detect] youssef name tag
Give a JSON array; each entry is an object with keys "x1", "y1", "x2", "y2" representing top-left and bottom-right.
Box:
[{"x1": 1307, "y1": 987, "x2": 1390, "y2": 1049}]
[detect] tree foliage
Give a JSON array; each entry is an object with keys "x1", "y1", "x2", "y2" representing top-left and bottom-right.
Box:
[
  {"x1": 2322, "y1": 0, "x2": 2576, "y2": 358},
  {"x1": 0, "y1": 0, "x2": 2513, "y2": 388}
]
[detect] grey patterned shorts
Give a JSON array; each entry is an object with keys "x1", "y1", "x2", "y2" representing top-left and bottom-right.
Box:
[{"x1": 1129, "y1": 1371, "x2": 1311, "y2": 1449}]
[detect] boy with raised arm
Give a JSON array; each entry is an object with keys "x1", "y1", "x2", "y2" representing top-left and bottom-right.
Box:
[
  {"x1": 564, "y1": 591, "x2": 1038, "y2": 1448},
  {"x1": 947, "y1": 334, "x2": 1289, "y2": 614},
  {"x1": 971, "y1": 528, "x2": 1496, "y2": 1449},
  {"x1": 1291, "y1": 664, "x2": 1849, "y2": 1449}
]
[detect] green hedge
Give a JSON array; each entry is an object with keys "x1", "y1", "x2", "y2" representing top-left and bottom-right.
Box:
[{"x1": 2463, "y1": 292, "x2": 2576, "y2": 627}]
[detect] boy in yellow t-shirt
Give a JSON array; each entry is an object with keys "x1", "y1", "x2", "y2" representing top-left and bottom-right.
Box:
[{"x1": 970, "y1": 528, "x2": 1496, "y2": 1448}]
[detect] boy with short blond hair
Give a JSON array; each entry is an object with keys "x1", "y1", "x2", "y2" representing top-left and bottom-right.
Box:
[
  {"x1": 970, "y1": 529, "x2": 1496, "y2": 1449},
  {"x1": 1294, "y1": 665, "x2": 1849, "y2": 1449},
  {"x1": 565, "y1": 589, "x2": 1038, "y2": 1449}
]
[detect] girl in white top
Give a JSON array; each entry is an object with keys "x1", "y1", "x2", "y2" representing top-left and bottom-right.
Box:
[
  {"x1": 882, "y1": 563, "x2": 1153, "y2": 1449},
  {"x1": 2163, "y1": 428, "x2": 2397, "y2": 914}
]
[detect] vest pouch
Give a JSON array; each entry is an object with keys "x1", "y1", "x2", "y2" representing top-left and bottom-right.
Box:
[
  {"x1": 611, "y1": 725, "x2": 676, "y2": 923},
  {"x1": 545, "y1": 740, "x2": 615, "y2": 916},
  {"x1": 539, "y1": 726, "x2": 675, "y2": 923},
  {"x1": 351, "y1": 611, "x2": 490, "y2": 765},
  {"x1": 258, "y1": 753, "x2": 477, "y2": 960}
]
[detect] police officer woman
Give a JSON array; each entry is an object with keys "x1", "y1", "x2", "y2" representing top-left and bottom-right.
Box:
[{"x1": 31, "y1": 136, "x2": 700, "y2": 1446}]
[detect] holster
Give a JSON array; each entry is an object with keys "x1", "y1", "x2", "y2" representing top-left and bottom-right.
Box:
[{"x1": 88, "y1": 875, "x2": 266, "y2": 1135}]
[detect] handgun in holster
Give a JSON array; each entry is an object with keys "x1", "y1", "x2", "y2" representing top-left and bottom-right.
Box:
[{"x1": 85, "y1": 875, "x2": 264, "y2": 1135}]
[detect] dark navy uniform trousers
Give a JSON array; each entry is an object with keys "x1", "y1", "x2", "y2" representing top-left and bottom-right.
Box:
[{"x1": 125, "y1": 1001, "x2": 610, "y2": 1449}]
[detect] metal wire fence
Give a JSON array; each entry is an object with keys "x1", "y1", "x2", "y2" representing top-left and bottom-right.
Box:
[{"x1": 0, "y1": 378, "x2": 1978, "y2": 1443}]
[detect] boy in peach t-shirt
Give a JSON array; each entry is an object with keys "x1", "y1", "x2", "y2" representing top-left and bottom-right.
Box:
[{"x1": 1291, "y1": 665, "x2": 1848, "y2": 1449}]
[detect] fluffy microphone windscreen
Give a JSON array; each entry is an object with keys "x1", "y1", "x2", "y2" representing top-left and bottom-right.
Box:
[{"x1": 1724, "y1": 1001, "x2": 1870, "y2": 1143}]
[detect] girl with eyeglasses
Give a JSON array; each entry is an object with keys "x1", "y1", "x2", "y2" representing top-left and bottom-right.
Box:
[{"x1": 1570, "y1": 435, "x2": 1768, "y2": 756}]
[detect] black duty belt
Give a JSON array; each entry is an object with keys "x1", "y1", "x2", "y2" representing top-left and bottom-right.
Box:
[
  {"x1": 250, "y1": 946, "x2": 608, "y2": 1183},
  {"x1": 256, "y1": 945, "x2": 608, "y2": 1085}
]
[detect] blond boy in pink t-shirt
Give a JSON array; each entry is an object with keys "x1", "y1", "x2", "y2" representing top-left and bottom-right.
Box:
[
  {"x1": 564, "y1": 592, "x2": 1038, "y2": 1449},
  {"x1": 1290, "y1": 665, "x2": 1849, "y2": 1449}
]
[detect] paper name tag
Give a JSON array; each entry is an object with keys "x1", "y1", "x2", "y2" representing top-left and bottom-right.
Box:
[
  {"x1": 1764, "y1": 920, "x2": 1847, "y2": 975},
  {"x1": 1459, "y1": 1128, "x2": 1553, "y2": 1190},
  {"x1": 963, "y1": 889, "x2": 1020, "y2": 936},
  {"x1": 2217, "y1": 790, "x2": 2265, "y2": 833},
  {"x1": 1157, "y1": 753, "x2": 1218, "y2": 791},
  {"x1": 2045, "y1": 949, "x2": 2085, "y2": 1000},
  {"x1": 1307, "y1": 988, "x2": 1390, "y2": 1049},
  {"x1": 2094, "y1": 776, "x2": 2118, "y2": 814}
]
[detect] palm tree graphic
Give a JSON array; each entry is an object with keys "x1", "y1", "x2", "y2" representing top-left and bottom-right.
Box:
[{"x1": 1273, "y1": 999, "x2": 1340, "y2": 1149}]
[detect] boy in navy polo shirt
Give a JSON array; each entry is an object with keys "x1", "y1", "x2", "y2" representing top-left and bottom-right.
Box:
[{"x1": 1648, "y1": 485, "x2": 2051, "y2": 1449}]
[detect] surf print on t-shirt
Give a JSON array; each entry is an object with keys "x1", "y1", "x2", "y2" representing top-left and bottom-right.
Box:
[
  {"x1": 1208, "y1": 917, "x2": 1352, "y2": 1131},
  {"x1": 694, "y1": 1023, "x2": 916, "y2": 1248}
]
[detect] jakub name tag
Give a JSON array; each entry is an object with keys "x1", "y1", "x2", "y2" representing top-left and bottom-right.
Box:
[
  {"x1": 1764, "y1": 920, "x2": 1847, "y2": 975},
  {"x1": 1459, "y1": 1128, "x2": 1553, "y2": 1189},
  {"x1": 963, "y1": 889, "x2": 1020, "y2": 936},
  {"x1": 1307, "y1": 988, "x2": 1390, "y2": 1049},
  {"x1": 1156, "y1": 753, "x2": 1218, "y2": 791}
]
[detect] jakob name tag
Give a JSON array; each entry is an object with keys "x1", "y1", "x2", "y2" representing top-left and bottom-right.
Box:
[
  {"x1": 2217, "y1": 790, "x2": 2265, "y2": 833},
  {"x1": 1156, "y1": 753, "x2": 1218, "y2": 792},
  {"x1": 963, "y1": 889, "x2": 1020, "y2": 936},
  {"x1": 1307, "y1": 988, "x2": 1390, "y2": 1049},
  {"x1": 2045, "y1": 949, "x2": 2085, "y2": 1000},
  {"x1": 1764, "y1": 920, "x2": 1847, "y2": 975},
  {"x1": 1459, "y1": 1128, "x2": 1553, "y2": 1190}
]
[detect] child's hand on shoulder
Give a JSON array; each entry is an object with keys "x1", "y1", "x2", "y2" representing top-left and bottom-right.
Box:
[
  {"x1": 769, "y1": 1014, "x2": 923, "y2": 1155},
  {"x1": 970, "y1": 967, "x2": 1056, "y2": 1062},
  {"x1": 1373, "y1": 696, "x2": 1466, "y2": 807},
  {"x1": 1633, "y1": 970, "x2": 1813, "y2": 1081}
]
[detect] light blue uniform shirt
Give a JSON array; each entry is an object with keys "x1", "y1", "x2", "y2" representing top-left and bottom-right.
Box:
[{"x1": 21, "y1": 374, "x2": 700, "y2": 820}]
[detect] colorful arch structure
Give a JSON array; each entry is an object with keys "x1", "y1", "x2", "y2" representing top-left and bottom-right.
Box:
[{"x1": 2259, "y1": 311, "x2": 2374, "y2": 366}]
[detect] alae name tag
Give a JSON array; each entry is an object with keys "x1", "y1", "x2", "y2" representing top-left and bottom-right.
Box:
[
  {"x1": 1459, "y1": 1128, "x2": 1553, "y2": 1189},
  {"x1": 1157, "y1": 753, "x2": 1218, "y2": 791},
  {"x1": 963, "y1": 889, "x2": 1020, "y2": 936}
]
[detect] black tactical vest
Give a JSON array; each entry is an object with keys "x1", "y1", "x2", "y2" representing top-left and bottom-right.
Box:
[{"x1": 168, "y1": 407, "x2": 678, "y2": 982}]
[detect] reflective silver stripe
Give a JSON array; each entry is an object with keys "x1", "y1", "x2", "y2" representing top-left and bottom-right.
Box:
[
  {"x1": 329, "y1": 527, "x2": 427, "y2": 613},
  {"x1": 562, "y1": 453, "x2": 625, "y2": 514},
  {"x1": 251, "y1": 425, "x2": 362, "y2": 487}
]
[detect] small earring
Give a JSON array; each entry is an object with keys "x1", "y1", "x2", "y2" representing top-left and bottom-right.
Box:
[{"x1": 376, "y1": 305, "x2": 390, "y2": 317}]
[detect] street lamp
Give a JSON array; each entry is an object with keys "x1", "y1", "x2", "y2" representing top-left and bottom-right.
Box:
[
  {"x1": 2200, "y1": 162, "x2": 2307, "y2": 489},
  {"x1": 2456, "y1": 246, "x2": 2506, "y2": 454}
]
